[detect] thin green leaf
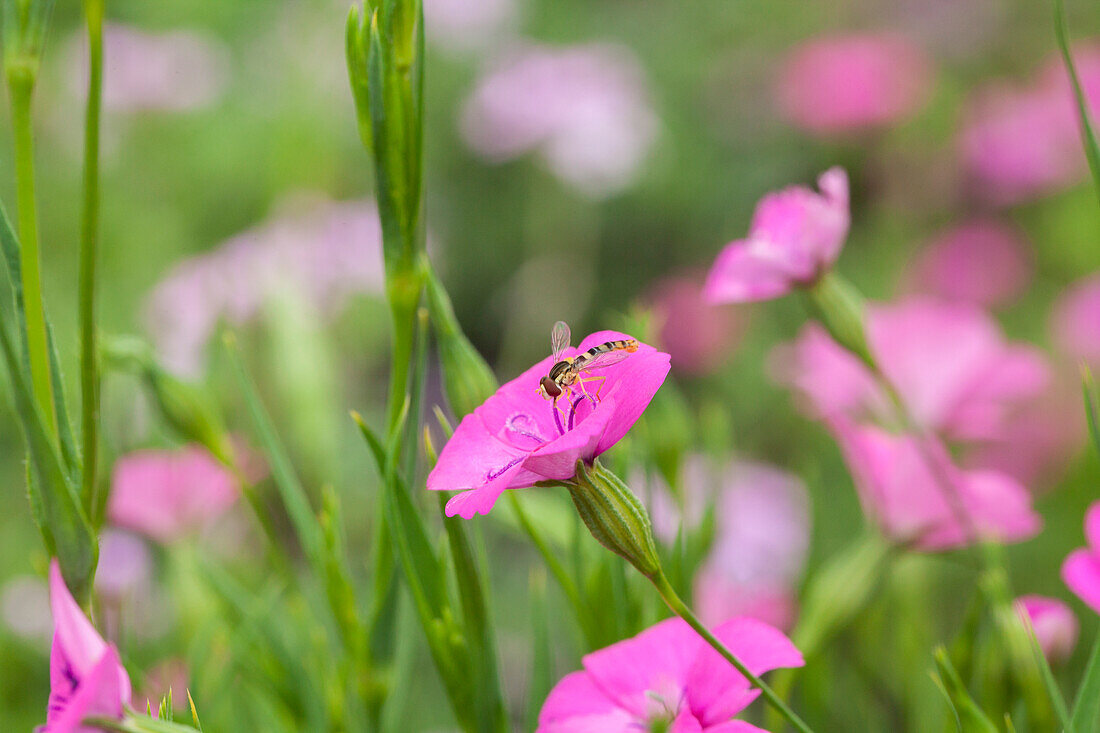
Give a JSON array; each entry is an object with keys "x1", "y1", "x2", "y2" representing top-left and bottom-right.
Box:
[
  {"x1": 1082, "y1": 368, "x2": 1100, "y2": 460},
  {"x1": 1054, "y1": 0, "x2": 1100, "y2": 204},
  {"x1": 1019, "y1": 610, "x2": 1072, "y2": 729},
  {"x1": 46, "y1": 321, "x2": 80, "y2": 486},
  {"x1": 933, "y1": 647, "x2": 1000, "y2": 733},
  {"x1": 1070, "y1": 628, "x2": 1100, "y2": 733},
  {"x1": 0, "y1": 199, "x2": 30, "y2": 374},
  {"x1": 526, "y1": 569, "x2": 552, "y2": 733},
  {"x1": 187, "y1": 691, "x2": 203, "y2": 732}
]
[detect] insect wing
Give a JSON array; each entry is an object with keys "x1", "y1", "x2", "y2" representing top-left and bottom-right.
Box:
[
  {"x1": 577, "y1": 349, "x2": 632, "y2": 372},
  {"x1": 550, "y1": 321, "x2": 571, "y2": 361}
]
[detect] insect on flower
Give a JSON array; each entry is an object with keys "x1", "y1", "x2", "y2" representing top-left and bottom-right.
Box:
[{"x1": 537, "y1": 320, "x2": 639, "y2": 405}]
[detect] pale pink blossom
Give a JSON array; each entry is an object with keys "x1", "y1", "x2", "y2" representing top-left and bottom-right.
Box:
[
  {"x1": 44, "y1": 561, "x2": 132, "y2": 732},
  {"x1": 461, "y1": 44, "x2": 658, "y2": 197},
  {"x1": 423, "y1": 0, "x2": 516, "y2": 52},
  {"x1": 108, "y1": 446, "x2": 239, "y2": 544},
  {"x1": 705, "y1": 168, "x2": 849, "y2": 303},
  {"x1": 1063, "y1": 501, "x2": 1100, "y2": 613},
  {"x1": 1, "y1": 575, "x2": 51, "y2": 641},
  {"x1": 904, "y1": 219, "x2": 1032, "y2": 309},
  {"x1": 95, "y1": 530, "x2": 153, "y2": 600},
  {"x1": 1016, "y1": 595, "x2": 1078, "y2": 664},
  {"x1": 637, "y1": 456, "x2": 715, "y2": 545},
  {"x1": 538, "y1": 616, "x2": 803, "y2": 732},
  {"x1": 776, "y1": 33, "x2": 932, "y2": 134},
  {"x1": 1052, "y1": 272, "x2": 1100, "y2": 367},
  {"x1": 648, "y1": 272, "x2": 747, "y2": 375}
]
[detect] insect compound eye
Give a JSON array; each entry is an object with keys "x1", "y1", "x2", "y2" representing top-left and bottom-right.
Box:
[{"x1": 540, "y1": 376, "x2": 562, "y2": 398}]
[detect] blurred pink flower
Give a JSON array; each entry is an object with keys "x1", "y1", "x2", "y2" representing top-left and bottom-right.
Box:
[
  {"x1": 648, "y1": 271, "x2": 747, "y2": 375},
  {"x1": 461, "y1": 44, "x2": 658, "y2": 197},
  {"x1": 108, "y1": 446, "x2": 239, "y2": 544},
  {"x1": 424, "y1": 0, "x2": 516, "y2": 52},
  {"x1": 637, "y1": 456, "x2": 715, "y2": 545},
  {"x1": 538, "y1": 616, "x2": 803, "y2": 732},
  {"x1": 67, "y1": 23, "x2": 228, "y2": 113},
  {"x1": 428, "y1": 330, "x2": 669, "y2": 518},
  {"x1": 145, "y1": 197, "x2": 384, "y2": 376},
  {"x1": 904, "y1": 219, "x2": 1032, "y2": 309},
  {"x1": 1063, "y1": 501, "x2": 1100, "y2": 613},
  {"x1": 832, "y1": 420, "x2": 1040, "y2": 550},
  {"x1": 1, "y1": 575, "x2": 51, "y2": 641},
  {"x1": 137, "y1": 658, "x2": 190, "y2": 715},
  {"x1": 694, "y1": 463, "x2": 811, "y2": 631},
  {"x1": 704, "y1": 167, "x2": 849, "y2": 303},
  {"x1": 45, "y1": 560, "x2": 132, "y2": 732},
  {"x1": 1016, "y1": 595, "x2": 1078, "y2": 664},
  {"x1": 772, "y1": 298, "x2": 1050, "y2": 443},
  {"x1": 95, "y1": 530, "x2": 153, "y2": 600},
  {"x1": 776, "y1": 33, "x2": 932, "y2": 134},
  {"x1": 1052, "y1": 272, "x2": 1100, "y2": 366}
]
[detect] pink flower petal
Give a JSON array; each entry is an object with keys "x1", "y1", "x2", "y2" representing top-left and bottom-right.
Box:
[
  {"x1": 1086, "y1": 502, "x2": 1100, "y2": 550},
  {"x1": 1063, "y1": 549, "x2": 1100, "y2": 614},
  {"x1": 45, "y1": 646, "x2": 128, "y2": 733},
  {"x1": 1016, "y1": 595, "x2": 1078, "y2": 663},
  {"x1": 537, "y1": 670, "x2": 635, "y2": 733}
]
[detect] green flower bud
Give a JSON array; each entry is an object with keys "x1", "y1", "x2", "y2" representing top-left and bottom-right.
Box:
[
  {"x1": 803, "y1": 271, "x2": 874, "y2": 369},
  {"x1": 567, "y1": 459, "x2": 661, "y2": 579}
]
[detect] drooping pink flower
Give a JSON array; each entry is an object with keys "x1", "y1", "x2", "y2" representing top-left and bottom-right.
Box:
[
  {"x1": 772, "y1": 298, "x2": 1050, "y2": 444},
  {"x1": 831, "y1": 420, "x2": 1040, "y2": 550},
  {"x1": 1016, "y1": 595, "x2": 1078, "y2": 664},
  {"x1": 1063, "y1": 501, "x2": 1100, "y2": 613},
  {"x1": 1052, "y1": 272, "x2": 1100, "y2": 367},
  {"x1": 538, "y1": 616, "x2": 803, "y2": 732},
  {"x1": 108, "y1": 446, "x2": 239, "y2": 544},
  {"x1": 45, "y1": 560, "x2": 132, "y2": 732},
  {"x1": 647, "y1": 272, "x2": 747, "y2": 375},
  {"x1": 904, "y1": 219, "x2": 1032, "y2": 309},
  {"x1": 694, "y1": 463, "x2": 811, "y2": 631},
  {"x1": 428, "y1": 330, "x2": 670, "y2": 518},
  {"x1": 776, "y1": 33, "x2": 932, "y2": 134},
  {"x1": 704, "y1": 168, "x2": 849, "y2": 304},
  {"x1": 461, "y1": 44, "x2": 659, "y2": 197}
]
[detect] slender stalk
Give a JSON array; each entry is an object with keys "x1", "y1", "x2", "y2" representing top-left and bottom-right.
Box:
[
  {"x1": 7, "y1": 71, "x2": 56, "y2": 436},
  {"x1": 79, "y1": 0, "x2": 104, "y2": 511},
  {"x1": 651, "y1": 570, "x2": 815, "y2": 733}
]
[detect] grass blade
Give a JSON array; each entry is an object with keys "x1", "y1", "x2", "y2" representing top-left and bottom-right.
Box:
[
  {"x1": 1070, "y1": 628, "x2": 1100, "y2": 733},
  {"x1": 1054, "y1": 0, "x2": 1100, "y2": 204}
]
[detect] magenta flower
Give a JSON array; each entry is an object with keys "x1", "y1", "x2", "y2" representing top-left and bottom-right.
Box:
[
  {"x1": 108, "y1": 445, "x2": 239, "y2": 544},
  {"x1": 1063, "y1": 501, "x2": 1100, "y2": 613},
  {"x1": 704, "y1": 168, "x2": 849, "y2": 304},
  {"x1": 1016, "y1": 595, "x2": 1078, "y2": 664},
  {"x1": 45, "y1": 560, "x2": 132, "y2": 732},
  {"x1": 538, "y1": 616, "x2": 803, "y2": 732},
  {"x1": 428, "y1": 330, "x2": 670, "y2": 519},
  {"x1": 775, "y1": 33, "x2": 932, "y2": 134},
  {"x1": 903, "y1": 219, "x2": 1032, "y2": 309},
  {"x1": 1053, "y1": 273, "x2": 1100, "y2": 367},
  {"x1": 648, "y1": 272, "x2": 747, "y2": 375},
  {"x1": 831, "y1": 419, "x2": 1040, "y2": 550}
]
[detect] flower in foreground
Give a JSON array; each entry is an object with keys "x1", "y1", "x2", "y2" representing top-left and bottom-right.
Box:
[
  {"x1": 45, "y1": 560, "x2": 132, "y2": 732},
  {"x1": 538, "y1": 616, "x2": 803, "y2": 732},
  {"x1": 704, "y1": 167, "x2": 849, "y2": 303},
  {"x1": 1063, "y1": 501, "x2": 1100, "y2": 613},
  {"x1": 831, "y1": 419, "x2": 1040, "y2": 550},
  {"x1": 427, "y1": 330, "x2": 670, "y2": 518},
  {"x1": 1015, "y1": 595, "x2": 1078, "y2": 664},
  {"x1": 108, "y1": 445, "x2": 239, "y2": 544}
]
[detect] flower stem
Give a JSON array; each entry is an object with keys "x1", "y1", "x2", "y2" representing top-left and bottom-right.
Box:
[
  {"x1": 79, "y1": 0, "x2": 104, "y2": 513},
  {"x1": 650, "y1": 569, "x2": 815, "y2": 733},
  {"x1": 7, "y1": 70, "x2": 56, "y2": 438}
]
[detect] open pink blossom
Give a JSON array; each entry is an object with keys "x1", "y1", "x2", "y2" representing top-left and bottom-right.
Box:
[
  {"x1": 428, "y1": 330, "x2": 670, "y2": 518},
  {"x1": 695, "y1": 463, "x2": 810, "y2": 631},
  {"x1": 647, "y1": 272, "x2": 747, "y2": 375},
  {"x1": 904, "y1": 219, "x2": 1032, "y2": 308},
  {"x1": 1052, "y1": 272, "x2": 1100, "y2": 367},
  {"x1": 539, "y1": 616, "x2": 803, "y2": 732},
  {"x1": 108, "y1": 445, "x2": 239, "y2": 543},
  {"x1": 1063, "y1": 501, "x2": 1100, "y2": 613},
  {"x1": 1016, "y1": 595, "x2": 1078, "y2": 664},
  {"x1": 704, "y1": 168, "x2": 849, "y2": 304},
  {"x1": 772, "y1": 298, "x2": 1050, "y2": 443},
  {"x1": 832, "y1": 420, "x2": 1040, "y2": 550},
  {"x1": 45, "y1": 560, "x2": 132, "y2": 732},
  {"x1": 776, "y1": 33, "x2": 932, "y2": 134}
]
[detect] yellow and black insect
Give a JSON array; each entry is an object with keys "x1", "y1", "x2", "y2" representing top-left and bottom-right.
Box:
[{"x1": 537, "y1": 321, "x2": 639, "y2": 403}]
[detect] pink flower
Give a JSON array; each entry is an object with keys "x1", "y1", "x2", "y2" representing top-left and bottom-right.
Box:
[
  {"x1": 776, "y1": 33, "x2": 932, "y2": 134},
  {"x1": 694, "y1": 463, "x2": 811, "y2": 631},
  {"x1": 704, "y1": 168, "x2": 849, "y2": 303},
  {"x1": 903, "y1": 219, "x2": 1032, "y2": 309},
  {"x1": 772, "y1": 298, "x2": 1050, "y2": 443},
  {"x1": 831, "y1": 420, "x2": 1040, "y2": 550},
  {"x1": 1052, "y1": 272, "x2": 1100, "y2": 367},
  {"x1": 538, "y1": 616, "x2": 803, "y2": 732},
  {"x1": 1063, "y1": 501, "x2": 1100, "y2": 613},
  {"x1": 461, "y1": 44, "x2": 658, "y2": 197},
  {"x1": 648, "y1": 272, "x2": 747, "y2": 375},
  {"x1": 45, "y1": 560, "x2": 132, "y2": 732},
  {"x1": 95, "y1": 530, "x2": 152, "y2": 600},
  {"x1": 1016, "y1": 595, "x2": 1078, "y2": 664},
  {"x1": 428, "y1": 330, "x2": 670, "y2": 518},
  {"x1": 108, "y1": 446, "x2": 239, "y2": 543}
]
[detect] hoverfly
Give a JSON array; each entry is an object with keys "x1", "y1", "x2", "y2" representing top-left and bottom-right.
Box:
[{"x1": 537, "y1": 321, "x2": 639, "y2": 403}]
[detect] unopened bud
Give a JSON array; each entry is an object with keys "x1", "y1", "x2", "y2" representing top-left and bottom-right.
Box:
[
  {"x1": 803, "y1": 271, "x2": 874, "y2": 369},
  {"x1": 568, "y1": 460, "x2": 661, "y2": 579}
]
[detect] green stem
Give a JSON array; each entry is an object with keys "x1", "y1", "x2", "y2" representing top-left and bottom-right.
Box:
[
  {"x1": 7, "y1": 71, "x2": 56, "y2": 437},
  {"x1": 651, "y1": 570, "x2": 815, "y2": 733},
  {"x1": 79, "y1": 0, "x2": 104, "y2": 513}
]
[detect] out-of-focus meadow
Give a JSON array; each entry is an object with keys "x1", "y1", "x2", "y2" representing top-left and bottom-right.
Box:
[{"x1": 4, "y1": 0, "x2": 1100, "y2": 730}]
